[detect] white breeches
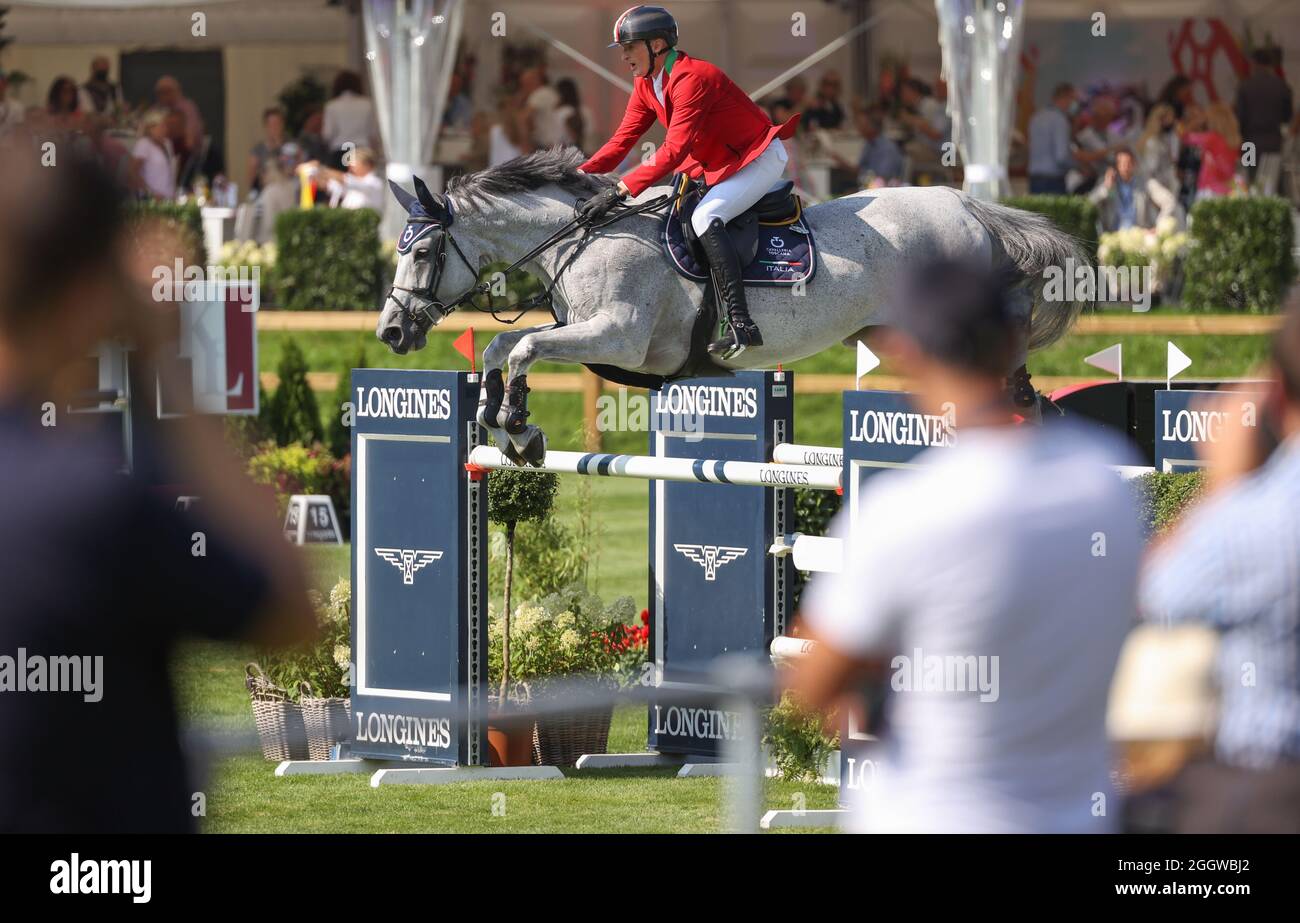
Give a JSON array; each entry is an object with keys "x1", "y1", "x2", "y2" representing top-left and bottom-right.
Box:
[{"x1": 690, "y1": 138, "x2": 789, "y2": 237}]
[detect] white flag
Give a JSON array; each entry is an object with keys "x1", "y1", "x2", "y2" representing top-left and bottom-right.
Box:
[
  {"x1": 1083, "y1": 343, "x2": 1122, "y2": 380},
  {"x1": 856, "y1": 341, "x2": 880, "y2": 387},
  {"x1": 1167, "y1": 341, "x2": 1192, "y2": 390}
]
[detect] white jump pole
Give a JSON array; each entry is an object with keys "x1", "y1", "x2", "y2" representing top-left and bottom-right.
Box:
[
  {"x1": 771, "y1": 443, "x2": 844, "y2": 468},
  {"x1": 468, "y1": 447, "x2": 841, "y2": 492}
]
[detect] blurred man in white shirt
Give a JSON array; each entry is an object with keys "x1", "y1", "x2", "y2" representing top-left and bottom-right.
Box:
[
  {"x1": 787, "y1": 260, "x2": 1144, "y2": 833},
  {"x1": 306, "y1": 147, "x2": 383, "y2": 212}
]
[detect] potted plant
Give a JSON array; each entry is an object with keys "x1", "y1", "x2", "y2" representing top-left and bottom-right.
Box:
[
  {"x1": 250, "y1": 578, "x2": 352, "y2": 761},
  {"x1": 491, "y1": 585, "x2": 639, "y2": 765}
]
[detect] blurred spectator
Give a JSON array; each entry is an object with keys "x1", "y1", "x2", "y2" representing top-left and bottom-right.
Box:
[
  {"x1": 46, "y1": 76, "x2": 81, "y2": 134},
  {"x1": 553, "y1": 77, "x2": 590, "y2": 152},
  {"x1": 1027, "y1": 82, "x2": 1079, "y2": 194},
  {"x1": 444, "y1": 68, "x2": 474, "y2": 132},
  {"x1": 518, "y1": 62, "x2": 561, "y2": 149},
  {"x1": 1089, "y1": 147, "x2": 1179, "y2": 232},
  {"x1": 1183, "y1": 102, "x2": 1242, "y2": 198},
  {"x1": 899, "y1": 77, "x2": 950, "y2": 176},
  {"x1": 77, "y1": 56, "x2": 119, "y2": 117},
  {"x1": 829, "y1": 105, "x2": 903, "y2": 186},
  {"x1": 323, "y1": 70, "x2": 378, "y2": 169},
  {"x1": 488, "y1": 96, "x2": 530, "y2": 166},
  {"x1": 1068, "y1": 106, "x2": 1115, "y2": 195},
  {"x1": 0, "y1": 149, "x2": 315, "y2": 832},
  {"x1": 1158, "y1": 74, "x2": 1196, "y2": 119},
  {"x1": 0, "y1": 71, "x2": 23, "y2": 137},
  {"x1": 804, "y1": 70, "x2": 846, "y2": 131},
  {"x1": 296, "y1": 105, "x2": 328, "y2": 164},
  {"x1": 153, "y1": 76, "x2": 204, "y2": 158},
  {"x1": 1140, "y1": 293, "x2": 1300, "y2": 833},
  {"x1": 306, "y1": 147, "x2": 383, "y2": 211},
  {"x1": 769, "y1": 76, "x2": 808, "y2": 123},
  {"x1": 1235, "y1": 47, "x2": 1294, "y2": 197},
  {"x1": 247, "y1": 107, "x2": 290, "y2": 194},
  {"x1": 83, "y1": 113, "x2": 133, "y2": 191},
  {"x1": 1137, "y1": 103, "x2": 1181, "y2": 198},
  {"x1": 132, "y1": 109, "x2": 176, "y2": 200},
  {"x1": 787, "y1": 260, "x2": 1142, "y2": 833}
]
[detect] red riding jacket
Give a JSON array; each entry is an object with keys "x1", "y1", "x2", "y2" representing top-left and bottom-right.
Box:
[{"x1": 579, "y1": 50, "x2": 800, "y2": 197}]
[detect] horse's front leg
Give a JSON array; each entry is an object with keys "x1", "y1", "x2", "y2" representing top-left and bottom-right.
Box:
[
  {"x1": 502, "y1": 316, "x2": 647, "y2": 466},
  {"x1": 477, "y1": 326, "x2": 552, "y2": 465}
]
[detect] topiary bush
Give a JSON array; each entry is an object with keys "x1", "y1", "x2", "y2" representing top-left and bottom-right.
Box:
[
  {"x1": 274, "y1": 208, "x2": 383, "y2": 310},
  {"x1": 267, "y1": 338, "x2": 323, "y2": 447},
  {"x1": 1001, "y1": 194, "x2": 1099, "y2": 259},
  {"x1": 1181, "y1": 197, "x2": 1296, "y2": 313},
  {"x1": 1133, "y1": 471, "x2": 1206, "y2": 536}
]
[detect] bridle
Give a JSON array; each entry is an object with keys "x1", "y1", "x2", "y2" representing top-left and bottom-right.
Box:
[{"x1": 386, "y1": 190, "x2": 672, "y2": 335}]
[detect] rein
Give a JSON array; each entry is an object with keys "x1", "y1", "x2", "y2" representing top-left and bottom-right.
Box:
[{"x1": 388, "y1": 192, "x2": 672, "y2": 332}]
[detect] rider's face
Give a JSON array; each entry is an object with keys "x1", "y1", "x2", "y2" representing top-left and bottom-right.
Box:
[{"x1": 620, "y1": 41, "x2": 653, "y2": 78}]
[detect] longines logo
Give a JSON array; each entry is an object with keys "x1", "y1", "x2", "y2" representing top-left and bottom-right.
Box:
[
  {"x1": 374, "y1": 547, "x2": 442, "y2": 585},
  {"x1": 673, "y1": 544, "x2": 747, "y2": 581}
]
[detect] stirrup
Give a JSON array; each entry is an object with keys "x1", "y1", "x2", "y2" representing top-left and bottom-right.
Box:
[{"x1": 708, "y1": 323, "x2": 752, "y2": 360}]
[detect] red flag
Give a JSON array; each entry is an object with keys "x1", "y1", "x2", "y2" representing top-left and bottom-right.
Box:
[{"x1": 453, "y1": 328, "x2": 476, "y2": 372}]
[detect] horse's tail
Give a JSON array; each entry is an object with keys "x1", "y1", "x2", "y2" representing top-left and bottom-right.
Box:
[{"x1": 961, "y1": 194, "x2": 1092, "y2": 351}]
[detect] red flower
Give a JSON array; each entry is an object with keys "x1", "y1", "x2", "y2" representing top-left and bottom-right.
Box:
[{"x1": 640, "y1": 608, "x2": 650, "y2": 625}]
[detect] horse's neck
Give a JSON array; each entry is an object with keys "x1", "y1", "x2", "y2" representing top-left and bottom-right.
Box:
[{"x1": 457, "y1": 193, "x2": 578, "y2": 285}]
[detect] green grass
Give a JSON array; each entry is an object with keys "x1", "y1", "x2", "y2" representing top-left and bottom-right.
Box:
[{"x1": 176, "y1": 545, "x2": 836, "y2": 833}]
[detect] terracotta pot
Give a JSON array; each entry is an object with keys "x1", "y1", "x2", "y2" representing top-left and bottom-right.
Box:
[{"x1": 487, "y1": 716, "x2": 536, "y2": 766}]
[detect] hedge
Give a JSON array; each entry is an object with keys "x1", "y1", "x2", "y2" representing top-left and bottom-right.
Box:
[
  {"x1": 274, "y1": 207, "x2": 384, "y2": 310},
  {"x1": 1133, "y1": 470, "x2": 1206, "y2": 535},
  {"x1": 1001, "y1": 194, "x2": 1099, "y2": 259},
  {"x1": 125, "y1": 200, "x2": 207, "y2": 267},
  {"x1": 1181, "y1": 196, "x2": 1296, "y2": 313}
]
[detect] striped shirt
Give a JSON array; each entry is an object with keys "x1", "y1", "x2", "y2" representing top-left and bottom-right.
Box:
[{"x1": 1140, "y1": 435, "x2": 1300, "y2": 769}]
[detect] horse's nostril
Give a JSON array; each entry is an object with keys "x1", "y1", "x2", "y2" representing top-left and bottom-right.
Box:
[{"x1": 381, "y1": 326, "x2": 402, "y2": 344}]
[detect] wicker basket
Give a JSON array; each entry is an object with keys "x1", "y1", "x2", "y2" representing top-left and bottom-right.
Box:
[
  {"x1": 530, "y1": 679, "x2": 614, "y2": 766},
  {"x1": 299, "y1": 683, "x2": 353, "y2": 761},
  {"x1": 245, "y1": 664, "x2": 309, "y2": 761}
]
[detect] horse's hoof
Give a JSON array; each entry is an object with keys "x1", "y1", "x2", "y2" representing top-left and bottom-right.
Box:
[
  {"x1": 501, "y1": 440, "x2": 527, "y2": 467},
  {"x1": 520, "y1": 427, "x2": 548, "y2": 467}
]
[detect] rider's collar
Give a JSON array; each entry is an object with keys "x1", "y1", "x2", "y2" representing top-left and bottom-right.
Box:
[{"x1": 662, "y1": 48, "x2": 678, "y2": 78}]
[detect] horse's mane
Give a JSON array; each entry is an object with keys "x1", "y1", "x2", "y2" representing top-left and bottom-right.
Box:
[{"x1": 445, "y1": 146, "x2": 614, "y2": 208}]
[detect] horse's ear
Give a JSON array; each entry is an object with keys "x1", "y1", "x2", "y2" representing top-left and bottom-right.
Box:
[
  {"x1": 388, "y1": 179, "x2": 418, "y2": 215},
  {"x1": 412, "y1": 175, "x2": 442, "y2": 216}
]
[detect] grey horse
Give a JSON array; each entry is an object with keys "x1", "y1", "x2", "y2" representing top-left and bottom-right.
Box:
[{"x1": 379, "y1": 148, "x2": 1087, "y2": 465}]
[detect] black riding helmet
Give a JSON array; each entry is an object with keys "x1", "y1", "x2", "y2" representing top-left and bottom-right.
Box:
[{"x1": 609, "y1": 5, "x2": 679, "y2": 72}]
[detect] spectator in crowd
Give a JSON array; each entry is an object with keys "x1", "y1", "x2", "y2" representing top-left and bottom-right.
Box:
[
  {"x1": 443, "y1": 68, "x2": 474, "y2": 132},
  {"x1": 1027, "y1": 82, "x2": 1079, "y2": 194},
  {"x1": 1183, "y1": 102, "x2": 1242, "y2": 198},
  {"x1": 786, "y1": 259, "x2": 1143, "y2": 833},
  {"x1": 1235, "y1": 47, "x2": 1294, "y2": 197},
  {"x1": 46, "y1": 76, "x2": 81, "y2": 134},
  {"x1": 83, "y1": 113, "x2": 134, "y2": 191},
  {"x1": 1088, "y1": 146, "x2": 1180, "y2": 232},
  {"x1": 296, "y1": 104, "x2": 328, "y2": 164},
  {"x1": 0, "y1": 149, "x2": 315, "y2": 832},
  {"x1": 153, "y1": 76, "x2": 204, "y2": 159},
  {"x1": 305, "y1": 147, "x2": 384, "y2": 211},
  {"x1": 1137, "y1": 103, "x2": 1181, "y2": 198},
  {"x1": 804, "y1": 70, "x2": 846, "y2": 131},
  {"x1": 1140, "y1": 293, "x2": 1300, "y2": 833},
  {"x1": 518, "y1": 61, "x2": 561, "y2": 150},
  {"x1": 487, "y1": 94, "x2": 531, "y2": 167},
  {"x1": 553, "y1": 77, "x2": 590, "y2": 152},
  {"x1": 77, "y1": 56, "x2": 119, "y2": 117},
  {"x1": 769, "y1": 76, "x2": 809, "y2": 123},
  {"x1": 833, "y1": 105, "x2": 902, "y2": 186},
  {"x1": 1067, "y1": 105, "x2": 1115, "y2": 195},
  {"x1": 323, "y1": 70, "x2": 378, "y2": 169},
  {"x1": 898, "y1": 77, "x2": 950, "y2": 177},
  {"x1": 0, "y1": 71, "x2": 23, "y2": 137},
  {"x1": 1158, "y1": 74, "x2": 1196, "y2": 119},
  {"x1": 132, "y1": 109, "x2": 176, "y2": 200},
  {"x1": 247, "y1": 107, "x2": 290, "y2": 194}
]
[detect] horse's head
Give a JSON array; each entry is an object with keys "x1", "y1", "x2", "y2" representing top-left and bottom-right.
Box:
[{"x1": 377, "y1": 175, "x2": 479, "y2": 354}]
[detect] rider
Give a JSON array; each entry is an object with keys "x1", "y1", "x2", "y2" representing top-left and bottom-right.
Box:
[{"x1": 576, "y1": 5, "x2": 800, "y2": 358}]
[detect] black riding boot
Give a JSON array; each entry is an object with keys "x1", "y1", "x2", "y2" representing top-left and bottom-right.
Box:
[{"x1": 700, "y1": 218, "x2": 763, "y2": 358}]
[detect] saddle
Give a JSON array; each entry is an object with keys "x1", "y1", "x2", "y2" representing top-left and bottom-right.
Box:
[{"x1": 662, "y1": 174, "x2": 817, "y2": 286}]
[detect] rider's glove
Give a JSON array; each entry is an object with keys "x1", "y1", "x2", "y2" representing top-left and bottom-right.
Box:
[{"x1": 577, "y1": 185, "x2": 626, "y2": 222}]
